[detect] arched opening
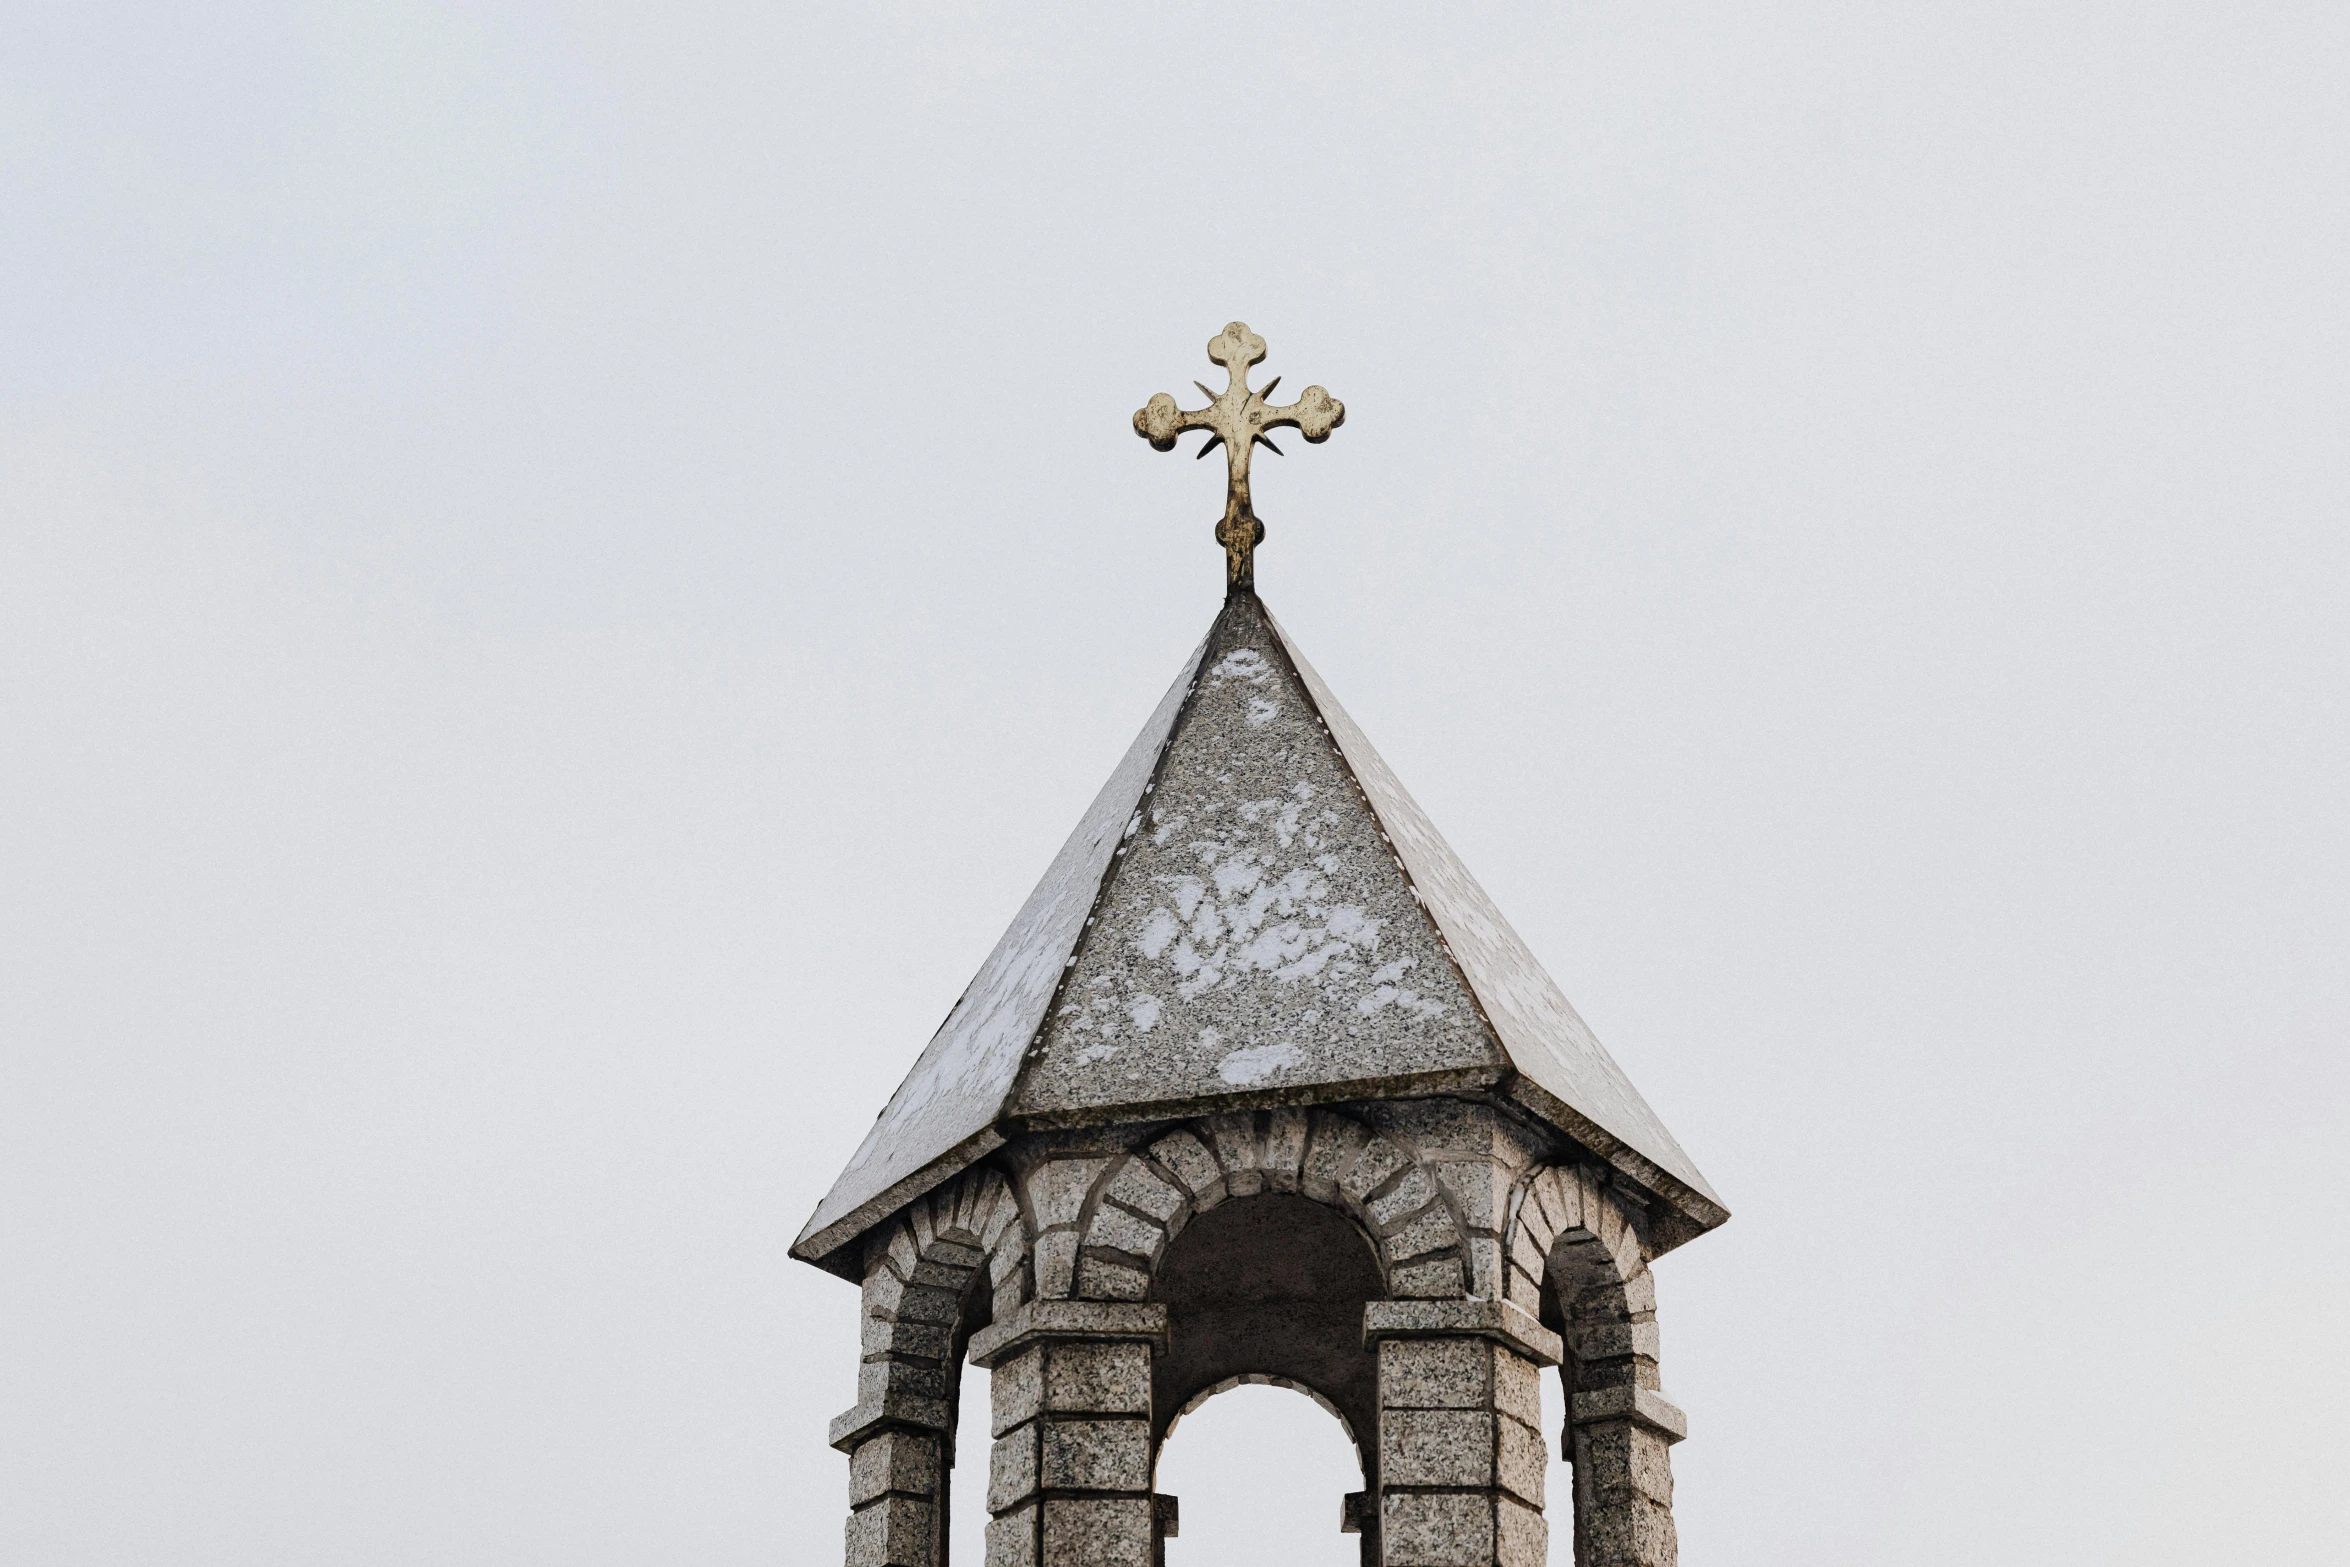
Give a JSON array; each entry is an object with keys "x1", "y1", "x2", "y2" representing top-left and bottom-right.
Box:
[
  {"x1": 1149, "y1": 1193, "x2": 1385, "y2": 1558},
  {"x1": 1154, "y1": 1382, "x2": 1363, "y2": 1564}
]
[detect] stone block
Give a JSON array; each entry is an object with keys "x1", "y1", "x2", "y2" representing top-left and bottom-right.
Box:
[
  {"x1": 1464, "y1": 1235, "x2": 1508, "y2": 1300},
  {"x1": 983, "y1": 1503, "x2": 1037, "y2": 1567},
  {"x1": 860, "y1": 1356, "x2": 951, "y2": 1406},
  {"x1": 992, "y1": 1354, "x2": 1042, "y2": 1437},
  {"x1": 830, "y1": 1389, "x2": 952, "y2": 1452},
  {"x1": 1379, "y1": 1338, "x2": 1489, "y2": 1411},
  {"x1": 1528, "y1": 1169, "x2": 1579, "y2": 1236},
  {"x1": 1493, "y1": 1351, "x2": 1541, "y2": 1429},
  {"x1": 968, "y1": 1301, "x2": 1170, "y2": 1367},
  {"x1": 1366, "y1": 1165, "x2": 1438, "y2": 1229},
  {"x1": 1383, "y1": 1205, "x2": 1460, "y2": 1264},
  {"x1": 1381, "y1": 1408, "x2": 1497, "y2": 1488},
  {"x1": 866, "y1": 1314, "x2": 951, "y2": 1362},
  {"x1": 1504, "y1": 1266, "x2": 1542, "y2": 1317},
  {"x1": 1263, "y1": 1108, "x2": 1309, "y2": 1188},
  {"x1": 1203, "y1": 1114, "x2": 1261, "y2": 1177},
  {"x1": 1390, "y1": 1256, "x2": 1466, "y2": 1299},
  {"x1": 1434, "y1": 1160, "x2": 1513, "y2": 1233},
  {"x1": 1041, "y1": 1497, "x2": 1154, "y2": 1567},
  {"x1": 844, "y1": 1493, "x2": 934, "y2": 1567},
  {"x1": 1507, "y1": 1224, "x2": 1548, "y2": 1282},
  {"x1": 1075, "y1": 1254, "x2": 1151, "y2": 1301},
  {"x1": 988, "y1": 1420, "x2": 1040, "y2": 1512},
  {"x1": 1574, "y1": 1496, "x2": 1676, "y2": 1567},
  {"x1": 1569, "y1": 1386, "x2": 1687, "y2": 1444},
  {"x1": 1577, "y1": 1422, "x2": 1676, "y2": 1506},
  {"x1": 1495, "y1": 1494, "x2": 1547, "y2": 1567},
  {"x1": 1147, "y1": 1130, "x2": 1221, "y2": 1202},
  {"x1": 849, "y1": 1429, "x2": 941, "y2": 1507},
  {"x1": 1300, "y1": 1114, "x2": 1368, "y2": 1199},
  {"x1": 1381, "y1": 1489, "x2": 1493, "y2": 1566},
  {"x1": 1365, "y1": 1299, "x2": 1562, "y2": 1367},
  {"x1": 1043, "y1": 1341, "x2": 1152, "y2": 1415},
  {"x1": 1084, "y1": 1203, "x2": 1168, "y2": 1261},
  {"x1": 1569, "y1": 1319, "x2": 1660, "y2": 1364},
  {"x1": 1033, "y1": 1231, "x2": 1078, "y2": 1300},
  {"x1": 1495, "y1": 1412, "x2": 1545, "y2": 1506},
  {"x1": 1339, "y1": 1135, "x2": 1409, "y2": 1204},
  {"x1": 1103, "y1": 1159, "x2": 1185, "y2": 1224},
  {"x1": 1026, "y1": 1159, "x2": 1107, "y2": 1230},
  {"x1": 1040, "y1": 1417, "x2": 1151, "y2": 1491}
]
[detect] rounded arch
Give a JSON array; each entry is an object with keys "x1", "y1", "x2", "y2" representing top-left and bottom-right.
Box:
[
  {"x1": 1162, "y1": 1372, "x2": 1360, "y2": 1454},
  {"x1": 857, "y1": 1165, "x2": 1030, "y2": 1369},
  {"x1": 1062, "y1": 1108, "x2": 1470, "y2": 1303},
  {"x1": 841, "y1": 1168, "x2": 1028, "y2": 1567},
  {"x1": 1501, "y1": 1162, "x2": 1648, "y2": 1336}
]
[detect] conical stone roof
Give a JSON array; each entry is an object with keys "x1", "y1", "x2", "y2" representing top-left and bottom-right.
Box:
[{"x1": 794, "y1": 592, "x2": 1724, "y2": 1271}]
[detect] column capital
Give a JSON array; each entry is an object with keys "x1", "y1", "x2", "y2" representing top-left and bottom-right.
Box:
[
  {"x1": 1569, "y1": 1385, "x2": 1688, "y2": 1444},
  {"x1": 827, "y1": 1387, "x2": 951, "y2": 1453},
  {"x1": 1362, "y1": 1298, "x2": 1563, "y2": 1367},
  {"x1": 967, "y1": 1299, "x2": 1171, "y2": 1367}
]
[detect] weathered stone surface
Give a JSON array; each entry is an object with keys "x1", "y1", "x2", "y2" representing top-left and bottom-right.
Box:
[
  {"x1": 987, "y1": 1421, "x2": 1040, "y2": 1514},
  {"x1": 849, "y1": 1430, "x2": 941, "y2": 1507},
  {"x1": 1084, "y1": 1203, "x2": 1168, "y2": 1262},
  {"x1": 1040, "y1": 1497, "x2": 1154, "y2": 1567},
  {"x1": 803, "y1": 579, "x2": 1732, "y2": 1565},
  {"x1": 1570, "y1": 1387, "x2": 1687, "y2": 1444},
  {"x1": 1014, "y1": 597, "x2": 1506, "y2": 1122},
  {"x1": 844, "y1": 1493, "x2": 933, "y2": 1567},
  {"x1": 1103, "y1": 1159, "x2": 1186, "y2": 1224},
  {"x1": 1364, "y1": 1299, "x2": 1562, "y2": 1368},
  {"x1": 1379, "y1": 1338, "x2": 1491, "y2": 1411},
  {"x1": 1495, "y1": 1495, "x2": 1547, "y2": 1567},
  {"x1": 1040, "y1": 1418, "x2": 1151, "y2": 1491},
  {"x1": 1073, "y1": 1254, "x2": 1151, "y2": 1301},
  {"x1": 1383, "y1": 1408, "x2": 1498, "y2": 1488},
  {"x1": 1043, "y1": 1341, "x2": 1153, "y2": 1415},
  {"x1": 983, "y1": 1503, "x2": 1037, "y2": 1567},
  {"x1": 1383, "y1": 1490, "x2": 1494, "y2": 1565}
]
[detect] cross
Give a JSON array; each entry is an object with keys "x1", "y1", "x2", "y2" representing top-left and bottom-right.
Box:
[{"x1": 1133, "y1": 322, "x2": 1345, "y2": 592}]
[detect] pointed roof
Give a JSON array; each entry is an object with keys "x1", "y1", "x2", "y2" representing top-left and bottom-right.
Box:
[{"x1": 793, "y1": 593, "x2": 1725, "y2": 1272}]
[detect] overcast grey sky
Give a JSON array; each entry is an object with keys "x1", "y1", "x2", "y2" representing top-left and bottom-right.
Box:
[{"x1": 5, "y1": 5, "x2": 2346, "y2": 1564}]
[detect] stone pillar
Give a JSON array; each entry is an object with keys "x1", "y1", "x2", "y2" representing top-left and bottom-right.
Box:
[
  {"x1": 1363, "y1": 1300, "x2": 1561, "y2": 1567},
  {"x1": 829, "y1": 1361, "x2": 952, "y2": 1567},
  {"x1": 968, "y1": 1300, "x2": 1170, "y2": 1567},
  {"x1": 1563, "y1": 1270, "x2": 1685, "y2": 1567}
]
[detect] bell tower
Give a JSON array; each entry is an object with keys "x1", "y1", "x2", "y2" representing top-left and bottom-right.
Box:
[{"x1": 794, "y1": 326, "x2": 1726, "y2": 1567}]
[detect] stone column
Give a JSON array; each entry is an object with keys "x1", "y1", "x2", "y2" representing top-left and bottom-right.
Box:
[
  {"x1": 1563, "y1": 1272, "x2": 1685, "y2": 1567},
  {"x1": 1363, "y1": 1300, "x2": 1561, "y2": 1567},
  {"x1": 967, "y1": 1300, "x2": 1170, "y2": 1567},
  {"x1": 829, "y1": 1357, "x2": 952, "y2": 1567}
]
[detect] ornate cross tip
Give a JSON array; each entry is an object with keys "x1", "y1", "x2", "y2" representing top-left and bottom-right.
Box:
[{"x1": 1132, "y1": 321, "x2": 1344, "y2": 593}]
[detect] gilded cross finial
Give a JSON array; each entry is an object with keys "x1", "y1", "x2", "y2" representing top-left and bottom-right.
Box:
[{"x1": 1133, "y1": 322, "x2": 1345, "y2": 592}]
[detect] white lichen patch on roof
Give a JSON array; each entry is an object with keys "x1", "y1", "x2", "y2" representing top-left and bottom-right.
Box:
[
  {"x1": 793, "y1": 591, "x2": 1722, "y2": 1271},
  {"x1": 1011, "y1": 595, "x2": 1504, "y2": 1115}
]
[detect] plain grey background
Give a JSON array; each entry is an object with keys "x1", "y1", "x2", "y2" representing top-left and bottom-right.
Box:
[{"x1": 5, "y1": 5, "x2": 2345, "y2": 1563}]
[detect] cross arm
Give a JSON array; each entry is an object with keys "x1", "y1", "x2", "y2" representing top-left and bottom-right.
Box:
[
  {"x1": 1255, "y1": 384, "x2": 1345, "y2": 443},
  {"x1": 1132, "y1": 391, "x2": 1223, "y2": 451}
]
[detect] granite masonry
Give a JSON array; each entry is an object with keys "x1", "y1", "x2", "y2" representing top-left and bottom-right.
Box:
[{"x1": 794, "y1": 581, "x2": 1726, "y2": 1567}]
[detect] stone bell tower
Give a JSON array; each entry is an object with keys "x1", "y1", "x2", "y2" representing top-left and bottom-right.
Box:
[{"x1": 793, "y1": 325, "x2": 1727, "y2": 1567}]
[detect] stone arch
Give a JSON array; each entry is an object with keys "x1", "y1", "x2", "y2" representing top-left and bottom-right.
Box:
[
  {"x1": 833, "y1": 1167, "x2": 1027, "y2": 1567},
  {"x1": 1060, "y1": 1108, "x2": 1470, "y2": 1303},
  {"x1": 1503, "y1": 1164, "x2": 1685, "y2": 1567},
  {"x1": 1162, "y1": 1371, "x2": 1364, "y2": 1461}
]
